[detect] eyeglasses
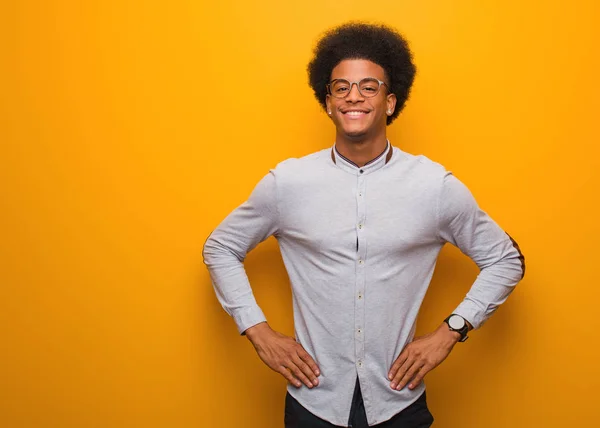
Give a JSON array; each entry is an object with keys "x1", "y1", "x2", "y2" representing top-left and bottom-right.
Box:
[{"x1": 326, "y1": 77, "x2": 389, "y2": 98}]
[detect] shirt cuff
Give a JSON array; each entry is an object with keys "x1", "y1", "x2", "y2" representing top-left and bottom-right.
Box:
[
  {"x1": 233, "y1": 306, "x2": 267, "y2": 335},
  {"x1": 451, "y1": 300, "x2": 487, "y2": 330}
]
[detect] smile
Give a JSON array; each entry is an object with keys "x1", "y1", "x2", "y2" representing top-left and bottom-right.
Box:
[{"x1": 342, "y1": 110, "x2": 370, "y2": 118}]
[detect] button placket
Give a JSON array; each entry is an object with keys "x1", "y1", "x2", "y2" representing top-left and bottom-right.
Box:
[{"x1": 355, "y1": 173, "x2": 367, "y2": 373}]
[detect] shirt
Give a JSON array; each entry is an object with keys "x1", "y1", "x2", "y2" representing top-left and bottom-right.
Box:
[{"x1": 202, "y1": 142, "x2": 525, "y2": 426}]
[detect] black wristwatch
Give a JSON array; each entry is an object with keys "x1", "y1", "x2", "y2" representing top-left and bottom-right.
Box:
[{"x1": 444, "y1": 314, "x2": 469, "y2": 342}]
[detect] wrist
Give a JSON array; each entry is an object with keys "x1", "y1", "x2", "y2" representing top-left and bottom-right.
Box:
[
  {"x1": 437, "y1": 323, "x2": 461, "y2": 346},
  {"x1": 244, "y1": 321, "x2": 271, "y2": 344}
]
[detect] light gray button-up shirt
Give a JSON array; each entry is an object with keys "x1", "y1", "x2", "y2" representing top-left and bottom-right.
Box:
[{"x1": 203, "y1": 142, "x2": 525, "y2": 426}]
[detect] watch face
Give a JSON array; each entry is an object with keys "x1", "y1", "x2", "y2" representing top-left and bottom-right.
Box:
[{"x1": 448, "y1": 315, "x2": 465, "y2": 330}]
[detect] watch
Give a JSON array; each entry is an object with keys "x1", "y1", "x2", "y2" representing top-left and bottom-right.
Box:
[{"x1": 444, "y1": 314, "x2": 469, "y2": 342}]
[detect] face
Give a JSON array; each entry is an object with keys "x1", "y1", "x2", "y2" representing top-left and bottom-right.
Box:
[{"x1": 325, "y1": 59, "x2": 396, "y2": 140}]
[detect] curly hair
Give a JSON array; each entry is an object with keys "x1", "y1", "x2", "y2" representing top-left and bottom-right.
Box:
[{"x1": 307, "y1": 22, "x2": 416, "y2": 125}]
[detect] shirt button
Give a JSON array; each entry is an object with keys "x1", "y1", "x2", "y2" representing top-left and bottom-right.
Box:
[
  {"x1": 358, "y1": 260, "x2": 364, "y2": 264},
  {"x1": 358, "y1": 224, "x2": 363, "y2": 229},
  {"x1": 358, "y1": 360, "x2": 363, "y2": 367},
  {"x1": 357, "y1": 328, "x2": 362, "y2": 334},
  {"x1": 358, "y1": 293, "x2": 363, "y2": 299},
  {"x1": 359, "y1": 169, "x2": 364, "y2": 174},
  {"x1": 359, "y1": 192, "x2": 362, "y2": 197}
]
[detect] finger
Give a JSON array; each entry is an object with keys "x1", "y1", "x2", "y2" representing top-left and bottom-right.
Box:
[
  {"x1": 297, "y1": 347, "x2": 321, "y2": 377},
  {"x1": 287, "y1": 361, "x2": 314, "y2": 388},
  {"x1": 390, "y1": 355, "x2": 413, "y2": 389},
  {"x1": 407, "y1": 365, "x2": 430, "y2": 390},
  {"x1": 292, "y1": 353, "x2": 319, "y2": 386},
  {"x1": 279, "y1": 366, "x2": 302, "y2": 388},
  {"x1": 396, "y1": 362, "x2": 423, "y2": 390},
  {"x1": 388, "y1": 351, "x2": 408, "y2": 380}
]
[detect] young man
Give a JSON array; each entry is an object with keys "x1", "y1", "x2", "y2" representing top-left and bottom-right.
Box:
[{"x1": 203, "y1": 23, "x2": 525, "y2": 428}]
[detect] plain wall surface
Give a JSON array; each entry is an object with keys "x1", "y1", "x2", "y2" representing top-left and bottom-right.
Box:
[{"x1": 1, "y1": 1, "x2": 599, "y2": 427}]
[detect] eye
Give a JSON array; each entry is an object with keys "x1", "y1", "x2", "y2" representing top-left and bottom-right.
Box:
[
  {"x1": 359, "y1": 78, "x2": 381, "y2": 94},
  {"x1": 331, "y1": 80, "x2": 351, "y2": 94}
]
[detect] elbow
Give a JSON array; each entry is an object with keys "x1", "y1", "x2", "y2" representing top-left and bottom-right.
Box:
[
  {"x1": 499, "y1": 249, "x2": 526, "y2": 285},
  {"x1": 202, "y1": 235, "x2": 216, "y2": 266},
  {"x1": 517, "y1": 254, "x2": 526, "y2": 280},
  {"x1": 202, "y1": 233, "x2": 225, "y2": 267},
  {"x1": 202, "y1": 232, "x2": 245, "y2": 267},
  {"x1": 480, "y1": 249, "x2": 525, "y2": 286},
  {"x1": 506, "y1": 233, "x2": 525, "y2": 280},
  {"x1": 496, "y1": 251, "x2": 525, "y2": 285}
]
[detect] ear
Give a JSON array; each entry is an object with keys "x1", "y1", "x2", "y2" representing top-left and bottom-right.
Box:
[
  {"x1": 325, "y1": 94, "x2": 332, "y2": 115},
  {"x1": 386, "y1": 93, "x2": 397, "y2": 116}
]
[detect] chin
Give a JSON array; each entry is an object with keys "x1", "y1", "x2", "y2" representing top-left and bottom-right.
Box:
[{"x1": 342, "y1": 127, "x2": 369, "y2": 139}]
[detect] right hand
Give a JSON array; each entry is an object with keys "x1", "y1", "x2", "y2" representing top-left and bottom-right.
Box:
[{"x1": 245, "y1": 322, "x2": 320, "y2": 388}]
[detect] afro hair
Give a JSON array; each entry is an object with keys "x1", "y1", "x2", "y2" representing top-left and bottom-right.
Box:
[{"x1": 307, "y1": 22, "x2": 416, "y2": 125}]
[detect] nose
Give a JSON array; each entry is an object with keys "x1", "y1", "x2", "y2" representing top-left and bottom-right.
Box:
[{"x1": 346, "y1": 82, "x2": 364, "y2": 102}]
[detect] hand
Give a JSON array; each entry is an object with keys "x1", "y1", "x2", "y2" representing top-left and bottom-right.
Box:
[
  {"x1": 387, "y1": 323, "x2": 461, "y2": 391},
  {"x1": 245, "y1": 322, "x2": 320, "y2": 389}
]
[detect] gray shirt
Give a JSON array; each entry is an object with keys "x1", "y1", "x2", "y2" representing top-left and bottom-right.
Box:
[{"x1": 203, "y1": 142, "x2": 525, "y2": 426}]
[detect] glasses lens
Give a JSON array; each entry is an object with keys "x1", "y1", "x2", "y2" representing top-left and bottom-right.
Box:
[
  {"x1": 330, "y1": 79, "x2": 351, "y2": 98},
  {"x1": 358, "y1": 78, "x2": 381, "y2": 97}
]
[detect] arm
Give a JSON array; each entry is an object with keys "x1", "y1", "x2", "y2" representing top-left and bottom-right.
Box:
[
  {"x1": 203, "y1": 172, "x2": 320, "y2": 388},
  {"x1": 203, "y1": 172, "x2": 279, "y2": 335},
  {"x1": 388, "y1": 171, "x2": 525, "y2": 390},
  {"x1": 438, "y1": 171, "x2": 525, "y2": 328}
]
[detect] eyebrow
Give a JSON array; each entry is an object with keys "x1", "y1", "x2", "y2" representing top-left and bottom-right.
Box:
[{"x1": 330, "y1": 76, "x2": 385, "y2": 80}]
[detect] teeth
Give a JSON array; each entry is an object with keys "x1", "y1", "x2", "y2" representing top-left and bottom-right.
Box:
[{"x1": 346, "y1": 111, "x2": 366, "y2": 116}]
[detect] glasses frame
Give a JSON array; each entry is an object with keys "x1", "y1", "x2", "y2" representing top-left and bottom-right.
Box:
[{"x1": 326, "y1": 77, "x2": 389, "y2": 99}]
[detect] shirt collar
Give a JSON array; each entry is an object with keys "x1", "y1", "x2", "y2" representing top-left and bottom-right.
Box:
[{"x1": 331, "y1": 140, "x2": 393, "y2": 176}]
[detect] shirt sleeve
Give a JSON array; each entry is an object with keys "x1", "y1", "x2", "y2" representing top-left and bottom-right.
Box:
[
  {"x1": 202, "y1": 172, "x2": 279, "y2": 335},
  {"x1": 438, "y1": 171, "x2": 525, "y2": 329}
]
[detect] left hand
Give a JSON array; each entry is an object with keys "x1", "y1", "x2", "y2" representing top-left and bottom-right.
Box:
[{"x1": 387, "y1": 323, "x2": 461, "y2": 391}]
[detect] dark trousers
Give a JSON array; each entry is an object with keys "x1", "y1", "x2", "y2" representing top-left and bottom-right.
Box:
[{"x1": 284, "y1": 378, "x2": 434, "y2": 428}]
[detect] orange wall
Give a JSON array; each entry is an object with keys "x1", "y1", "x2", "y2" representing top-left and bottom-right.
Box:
[{"x1": 1, "y1": 1, "x2": 599, "y2": 427}]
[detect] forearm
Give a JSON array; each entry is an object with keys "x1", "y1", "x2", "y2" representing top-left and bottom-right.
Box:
[
  {"x1": 203, "y1": 235, "x2": 267, "y2": 335},
  {"x1": 452, "y1": 240, "x2": 524, "y2": 329}
]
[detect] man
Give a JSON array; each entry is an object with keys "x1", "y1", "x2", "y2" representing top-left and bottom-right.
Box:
[{"x1": 203, "y1": 22, "x2": 525, "y2": 428}]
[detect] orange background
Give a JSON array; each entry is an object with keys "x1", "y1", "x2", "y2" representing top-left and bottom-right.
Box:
[{"x1": 1, "y1": 1, "x2": 599, "y2": 427}]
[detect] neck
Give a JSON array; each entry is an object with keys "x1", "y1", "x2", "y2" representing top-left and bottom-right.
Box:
[{"x1": 334, "y1": 130, "x2": 388, "y2": 167}]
